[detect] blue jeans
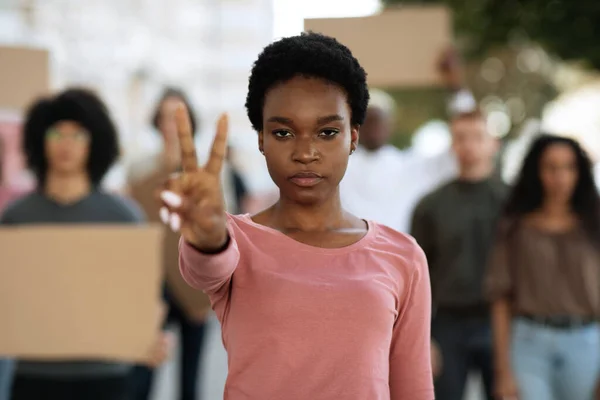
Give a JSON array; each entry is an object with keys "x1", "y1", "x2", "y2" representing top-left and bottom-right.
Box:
[
  {"x1": 0, "y1": 359, "x2": 14, "y2": 400},
  {"x1": 511, "y1": 318, "x2": 600, "y2": 400}
]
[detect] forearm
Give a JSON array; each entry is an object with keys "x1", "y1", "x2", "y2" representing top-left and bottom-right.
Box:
[{"x1": 491, "y1": 298, "x2": 513, "y2": 373}]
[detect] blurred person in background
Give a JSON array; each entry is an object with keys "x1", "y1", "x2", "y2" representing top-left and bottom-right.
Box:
[
  {"x1": 225, "y1": 144, "x2": 250, "y2": 215},
  {"x1": 0, "y1": 88, "x2": 170, "y2": 400},
  {"x1": 411, "y1": 110, "x2": 505, "y2": 400},
  {"x1": 486, "y1": 135, "x2": 600, "y2": 400},
  {"x1": 128, "y1": 88, "x2": 210, "y2": 400},
  {"x1": 340, "y1": 48, "x2": 469, "y2": 233}
]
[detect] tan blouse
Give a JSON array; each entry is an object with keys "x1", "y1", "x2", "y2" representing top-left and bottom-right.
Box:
[{"x1": 485, "y1": 221, "x2": 600, "y2": 317}]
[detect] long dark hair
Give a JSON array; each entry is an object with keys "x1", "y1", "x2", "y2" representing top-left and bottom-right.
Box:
[{"x1": 503, "y1": 134, "x2": 600, "y2": 240}]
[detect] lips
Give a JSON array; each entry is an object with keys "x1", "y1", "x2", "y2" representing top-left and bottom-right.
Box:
[{"x1": 288, "y1": 172, "x2": 323, "y2": 188}]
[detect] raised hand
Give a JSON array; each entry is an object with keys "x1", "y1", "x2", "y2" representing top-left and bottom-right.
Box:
[{"x1": 159, "y1": 104, "x2": 229, "y2": 252}]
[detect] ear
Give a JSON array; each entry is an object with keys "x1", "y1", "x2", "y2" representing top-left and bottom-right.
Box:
[
  {"x1": 350, "y1": 125, "x2": 359, "y2": 154},
  {"x1": 258, "y1": 130, "x2": 264, "y2": 155}
]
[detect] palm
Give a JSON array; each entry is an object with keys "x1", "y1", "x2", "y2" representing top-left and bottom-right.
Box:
[{"x1": 160, "y1": 105, "x2": 229, "y2": 250}]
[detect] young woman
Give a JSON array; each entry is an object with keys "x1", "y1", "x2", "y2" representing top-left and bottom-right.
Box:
[
  {"x1": 158, "y1": 32, "x2": 433, "y2": 399},
  {"x1": 486, "y1": 134, "x2": 600, "y2": 400},
  {"x1": 128, "y1": 87, "x2": 208, "y2": 400},
  {"x1": 1, "y1": 88, "x2": 169, "y2": 400}
]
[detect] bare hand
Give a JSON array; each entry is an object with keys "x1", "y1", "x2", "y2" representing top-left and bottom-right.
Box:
[
  {"x1": 494, "y1": 370, "x2": 519, "y2": 400},
  {"x1": 159, "y1": 104, "x2": 229, "y2": 251},
  {"x1": 437, "y1": 46, "x2": 464, "y2": 89},
  {"x1": 431, "y1": 340, "x2": 443, "y2": 378},
  {"x1": 144, "y1": 331, "x2": 174, "y2": 368},
  {"x1": 143, "y1": 303, "x2": 174, "y2": 368}
]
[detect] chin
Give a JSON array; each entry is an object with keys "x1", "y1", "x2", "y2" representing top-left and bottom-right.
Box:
[{"x1": 284, "y1": 189, "x2": 326, "y2": 207}]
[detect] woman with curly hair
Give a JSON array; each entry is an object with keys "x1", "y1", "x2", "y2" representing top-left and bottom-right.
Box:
[
  {"x1": 486, "y1": 134, "x2": 600, "y2": 400},
  {"x1": 158, "y1": 32, "x2": 433, "y2": 400},
  {"x1": 1, "y1": 88, "x2": 169, "y2": 400}
]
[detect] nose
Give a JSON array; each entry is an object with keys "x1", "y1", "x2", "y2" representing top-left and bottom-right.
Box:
[{"x1": 292, "y1": 137, "x2": 319, "y2": 164}]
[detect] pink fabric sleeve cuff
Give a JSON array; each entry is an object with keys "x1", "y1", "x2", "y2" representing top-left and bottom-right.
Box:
[{"x1": 178, "y1": 232, "x2": 240, "y2": 292}]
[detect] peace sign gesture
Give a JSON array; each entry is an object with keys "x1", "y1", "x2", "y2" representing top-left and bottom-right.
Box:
[{"x1": 159, "y1": 104, "x2": 229, "y2": 252}]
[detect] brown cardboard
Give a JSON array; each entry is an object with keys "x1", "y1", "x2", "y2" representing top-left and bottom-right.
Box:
[
  {"x1": 0, "y1": 46, "x2": 50, "y2": 111},
  {"x1": 0, "y1": 225, "x2": 164, "y2": 362},
  {"x1": 304, "y1": 6, "x2": 452, "y2": 88}
]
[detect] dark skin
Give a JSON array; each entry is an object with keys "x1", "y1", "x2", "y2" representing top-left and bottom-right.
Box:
[
  {"x1": 359, "y1": 106, "x2": 392, "y2": 152},
  {"x1": 160, "y1": 76, "x2": 367, "y2": 251}
]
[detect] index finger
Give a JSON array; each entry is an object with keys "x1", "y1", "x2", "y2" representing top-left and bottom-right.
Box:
[
  {"x1": 204, "y1": 113, "x2": 229, "y2": 175},
  {"x1": 175, "y1": 103, "x2": 198, "y2": 172}
]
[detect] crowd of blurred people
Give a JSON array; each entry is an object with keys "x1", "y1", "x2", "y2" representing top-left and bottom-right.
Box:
[{"x1": 0, "y1": 32, "x2": 599, "y2": 400}]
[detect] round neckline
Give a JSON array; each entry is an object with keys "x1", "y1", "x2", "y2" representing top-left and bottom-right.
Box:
[
  {"x1": 236, "y1": 213, "x2": 378, "y2": 255},
  {"x1": 520, "y1": 222, "x2": 579, "y2": 237}
]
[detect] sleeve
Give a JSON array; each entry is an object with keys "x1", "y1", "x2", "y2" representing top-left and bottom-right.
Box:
[
  {"x1": 389, "y1": 243, "x2": 433, "y2": 399},
  {"x1": 410, "y1": 199, "x2": 436, "y2": 270},
  {"x1": 484, "y1": 221, "x2": 514, "y2": 301},
  {"x1": 178, "y1": 225, "x2": 241, "y2": 318}
]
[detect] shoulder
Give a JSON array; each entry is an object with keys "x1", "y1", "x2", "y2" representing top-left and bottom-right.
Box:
[
  {"x1": 369, "y1": 222, "x2": 428, "y2": 276},
  {"x1": 0, "y1": 192, "x2": 44, "y2": 223},
  {"x1": 491, "y1": 178, "x2": 510, "y2": 198},
  {"x1": 413, "y1": 181, "x2": 452, "y2": 213},
  {"x1": 91, "y1": 192, "x2": 147, "y2": 223}
]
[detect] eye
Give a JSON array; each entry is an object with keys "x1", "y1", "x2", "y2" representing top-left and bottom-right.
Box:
[
  {"x1": 45, "y1": 129, "x2": 61, "y2": 140},
  {"x1": 272, "y1": 130, "x2": 292, "y2": 139},
  {"x1": 319, "y1": 129, "x2": 339, "y2": 138}
]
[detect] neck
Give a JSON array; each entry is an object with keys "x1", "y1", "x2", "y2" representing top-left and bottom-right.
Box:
[
  {"x1": 271, "y1": 190, "x2": 346, "y2": 231},
  {"x1": 459, "y1": 161, "x2": 494, "y2": 182},
  {"x1": 540, "y1": 198, "x2": 571, "y2": 217},
  {"x1": 44, "y1": 171, "x2": 91, "y2": 204}
]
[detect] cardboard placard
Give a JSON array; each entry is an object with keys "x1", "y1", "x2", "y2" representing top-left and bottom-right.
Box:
[
  {"x1": 0, "y1": 225, "x2": 163, "y2": 362},
  {"x1": 304, "y1": 6, "x2": 452, "y2": 88},
  {"x1": 0, "y1": 46, "x2": 50, "y2": 112}
]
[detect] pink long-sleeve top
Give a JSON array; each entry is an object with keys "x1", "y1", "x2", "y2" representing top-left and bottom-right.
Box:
[{"x1": 179, "y1": 214, "x2": 433, "y2": 400}]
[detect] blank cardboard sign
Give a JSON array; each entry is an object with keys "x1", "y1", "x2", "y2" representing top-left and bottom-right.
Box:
[
  {"x1": 304, "y1": 6, "x2": 452, "y2": 88},
  {"x1": 0, "y1": 46, "x2": 50, "y2": 112},
  {"x1": 0, "y1": 225, "x2": 163, "y2": 363}
]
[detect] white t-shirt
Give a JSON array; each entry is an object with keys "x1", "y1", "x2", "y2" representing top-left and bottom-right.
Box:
[{"x1": 340, "y1": 145, "x2": 457, "y2": 233}]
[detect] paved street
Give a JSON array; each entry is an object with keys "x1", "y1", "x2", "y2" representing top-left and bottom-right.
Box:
[{"x1": 151, "y1": 315, "x2": 483, "y2": 400}]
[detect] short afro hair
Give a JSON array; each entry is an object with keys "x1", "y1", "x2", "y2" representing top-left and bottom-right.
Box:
[
  {"x1": 245, "y1": 32, "x2": 369, "y2": 132},
  {"x1": 23, "y1": 88, "x2": 120, "y2": 186},
  {"x1": 151, "y1": 87, "x2": 199, "y2": 136}
]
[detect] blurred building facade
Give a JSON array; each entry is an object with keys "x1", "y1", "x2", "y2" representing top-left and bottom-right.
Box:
[{"x1": 0, "y1": 0, "x2": 274, "y2": 193}]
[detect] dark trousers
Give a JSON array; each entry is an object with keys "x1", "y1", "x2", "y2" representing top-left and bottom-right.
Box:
[
  {"x1": 432, "y1": 311, "x2": 494, "y2": 400},
  {"x1": 130, "y1": 289, "x2": 207, "y2": 400},
  {"x1": 11, "y1": 375, "x2": 131, "y2": 400}
]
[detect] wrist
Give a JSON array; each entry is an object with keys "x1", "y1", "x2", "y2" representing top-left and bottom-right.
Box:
[{"x1": 188, "y1": 230, "x2": 230, "y2": 254}]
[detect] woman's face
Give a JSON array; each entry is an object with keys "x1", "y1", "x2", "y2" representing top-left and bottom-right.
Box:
[
  {"x1": 539, "y1": 143, "x2": 579, "y2": 202},
  {"x1": 259, "y1": 76, "x2": 358, "y2": 206},
  {"x1": 157, "y1": 96, "x2": 181, "y2": 141},
  {"x1": 44, "y1": 120, "x2": 91, "y2": 176}
]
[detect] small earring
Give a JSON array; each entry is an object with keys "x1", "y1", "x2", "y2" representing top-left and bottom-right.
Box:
[
  {"x1": 350, "y1": 148, "x2": 355, "y2": 155},
  {"x1": 260, "y1": 149, "x2": 264, "y2": 155}
]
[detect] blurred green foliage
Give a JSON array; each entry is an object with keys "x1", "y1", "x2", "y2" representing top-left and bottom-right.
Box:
[{"x1": 382, "y1": 0, "x2": 600, "y2": 69}]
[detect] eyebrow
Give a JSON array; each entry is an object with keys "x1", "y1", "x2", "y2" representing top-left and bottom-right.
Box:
[{"x1": 266, "y1": 114, "x2": 344, "y2": 126}]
